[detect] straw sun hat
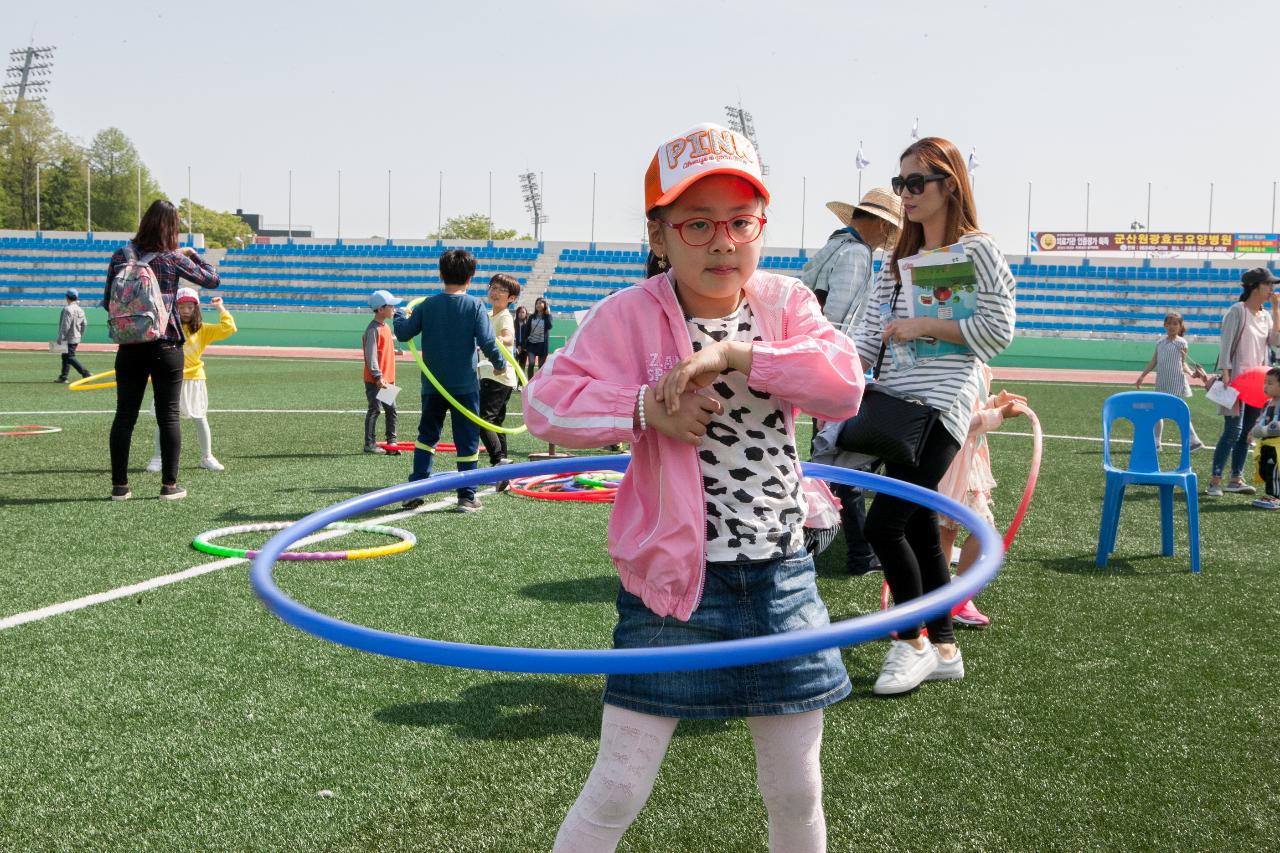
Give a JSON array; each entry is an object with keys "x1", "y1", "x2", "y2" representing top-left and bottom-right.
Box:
[{"x1": 824, "y1": 187, "x2": 903, "y2": 231}]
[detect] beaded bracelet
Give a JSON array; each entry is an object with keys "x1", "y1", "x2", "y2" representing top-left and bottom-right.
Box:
[{"x1": 637, "y1": 384, "x2": 649, "y2": 432}]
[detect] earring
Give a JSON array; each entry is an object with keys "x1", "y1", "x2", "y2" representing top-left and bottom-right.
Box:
[{"x1": 656, "y1": 256, "x2": 669, "y2": 271}]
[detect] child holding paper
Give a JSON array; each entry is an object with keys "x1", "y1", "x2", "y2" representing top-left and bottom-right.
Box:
[{"x1": 363, "y1": 289, "x2": 402, "y2": 455}]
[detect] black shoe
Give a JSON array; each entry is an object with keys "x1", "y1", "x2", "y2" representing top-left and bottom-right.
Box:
[
  {"x1": 110, "y1": 485, "x2": 132, "y2": 502},
  {"x1": 55, "y1": 377, "x2": 68, "y2": 383},
  {"x1": 364, "y1": 445, "x2": 387, "y2": 454},
  {"x1": 385, "y1": 449, "x2": 402, "y2": 456},
  {"x1": 847, "y1": 560, "x2": 882, "y2": 576},
  {"x1": 159, "y1": 484, "x2": 187, "y2": 501},
  {"x1": 402, "y1": 498, "x2": 426, "y2": 510}
]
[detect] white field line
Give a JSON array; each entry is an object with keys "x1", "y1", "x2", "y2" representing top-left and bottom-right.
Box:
[
  {"x1": 1, "y1": 408, "x2": 1129, "y2": 446},
  {"x1": 0, "y1": 489, "x2": 493, "y2": 632}
]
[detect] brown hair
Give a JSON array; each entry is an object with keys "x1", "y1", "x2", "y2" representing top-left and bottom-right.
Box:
[
  {"x1": 889, "y1": 137, "x2": 980, "y2": 280},
  {"x1": 133, "y1": 199, "x2": 182, "y2": 254},
  {"x1": 488, "y1": 273, "x2": 521, "y2": 300},
  {"x1": 1268, "y1": 366, "x2": 1280, "y2": 384},
  {"x1": 1164, "y1": 312, "x2": 1186, "y2": 337}
]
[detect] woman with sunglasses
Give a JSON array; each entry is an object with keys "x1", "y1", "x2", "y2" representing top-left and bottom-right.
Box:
[{"x1": 852, "y1": 137, "x2": 1016, "y2": 695}]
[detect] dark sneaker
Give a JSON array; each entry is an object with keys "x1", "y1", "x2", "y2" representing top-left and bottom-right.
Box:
[
  {"x1": 453, "y1": 498, "x2": 482, "y2": 512},
  {"x1": 385, "y1": 449, "x2": 402, "y2": 456},
  {"x1": 496, "y1": 479, "x2": 511, "y2": 493},
  {"x1": 364, "y1": 445, "x2": 387, "y2": 454},
  {"x1": 848, "y1": 561, "x2": 882, "y2": 576},
  {"x1": 55, "y1": 377, "x2": 68, "y2": 383},
  {"x1": 110, "y1": 485, "x2": 132, "y2": 501},
  {"x1": 401, "y1": 498, "x2": 426, "y2": 510},
  {"x1": 159, "y1": 485, "x2": 187, "y2": 501}
]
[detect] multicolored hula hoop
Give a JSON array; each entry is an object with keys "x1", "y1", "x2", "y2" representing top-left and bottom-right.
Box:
[
  {"x1": 508, "y1": 471, "x2": 623, "y2": 502},
  {"x1": 0, "y1": 424, "x2": 63, "y2": 436},
  {"x1": 193, "y1": 521, "x2": 416, "y2": 561}
]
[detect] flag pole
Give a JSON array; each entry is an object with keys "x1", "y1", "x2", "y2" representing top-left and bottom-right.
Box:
[{"x1": 1025, "y1": 181, "x2": 1032, "y2": 255}]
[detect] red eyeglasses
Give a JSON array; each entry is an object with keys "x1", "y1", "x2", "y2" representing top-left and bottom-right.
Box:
[{"x1": 656, "y1": 215, "x2": 767, "y2": 247}]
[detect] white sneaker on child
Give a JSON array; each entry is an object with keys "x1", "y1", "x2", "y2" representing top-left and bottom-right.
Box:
[
  {"x1": 200, "y1": 456, "x2": 225, "y2": 472},
  {"x1": 145, "y1": 457, "x2": 162, "y2": 473}
]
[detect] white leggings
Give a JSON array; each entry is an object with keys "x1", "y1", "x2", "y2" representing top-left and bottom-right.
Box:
[
  {"x1": 553, "y1": 705, "x2": 826, "y2": 853},
  {"x1": 152, "y1": 418, "x2": 212, "y2": 459}
]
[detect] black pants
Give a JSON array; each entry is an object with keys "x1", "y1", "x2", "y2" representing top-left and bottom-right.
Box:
[
  {"x1": 478, "y1": 378, "x2": 514, "y2": 464},
  {"x1": 1261, "y1": 443, "x2": 1280, "y2": 499},
  {"x1": 363, "y1": 382, "x2": 398, "y2": 448},
  {"x1": 864, "y1": 421, "x2": 961, "y2": 644},
  {"x1": 834, "y1": 484, "x2": 877, "y2": 569},
  {"x1": 110, "y1": 342, "x2": 183, "y2": 486},
  {"x1": 58, "y1": 342, "x2": 91, "y2": 380}
]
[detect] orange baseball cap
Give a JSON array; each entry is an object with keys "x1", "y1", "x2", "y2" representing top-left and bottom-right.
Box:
[{"x1": 644, "y1": 122, "x2": 769, "y2": 214}]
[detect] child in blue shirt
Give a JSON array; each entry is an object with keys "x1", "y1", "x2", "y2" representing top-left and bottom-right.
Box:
[{"x1": 393, "y1": 249, "x2": 506, "y2": 511}]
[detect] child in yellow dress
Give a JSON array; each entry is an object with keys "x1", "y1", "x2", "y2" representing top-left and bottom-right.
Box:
[{"x1": 146, "y1": 288, "x2": 237, "y2": 472}]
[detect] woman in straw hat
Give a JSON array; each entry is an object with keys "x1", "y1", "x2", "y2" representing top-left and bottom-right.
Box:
[{"x1": 800, "y1": 188, "x2": 903, "y2": 577}]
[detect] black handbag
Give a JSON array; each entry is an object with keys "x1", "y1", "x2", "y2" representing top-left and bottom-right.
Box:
[{"x1": 835, "y1": 280, "x2": 941, "y2": 466}]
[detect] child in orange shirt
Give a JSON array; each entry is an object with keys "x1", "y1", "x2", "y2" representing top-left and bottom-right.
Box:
[{"x1": 363, "y1": 289, "x2": 402, "y2": 455}]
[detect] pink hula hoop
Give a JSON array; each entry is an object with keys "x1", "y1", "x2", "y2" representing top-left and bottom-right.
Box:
[{"x1": 878, "y1": 403, "x2": 1044, "y2": 615}]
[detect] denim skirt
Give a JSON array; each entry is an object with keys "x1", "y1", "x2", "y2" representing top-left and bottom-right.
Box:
[{"x1": 603, "y1": 549, "x2": 851, "y2": 719}]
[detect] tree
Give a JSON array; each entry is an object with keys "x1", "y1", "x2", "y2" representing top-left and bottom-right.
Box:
[
  {"x1": 29, "y1": 134, "x2": 89, "y2": 232},
  {"x1": 178, "y1": 198, "x2": 254, "y2": 249},
  {"x1": 427, "y1": 212, "x2": 528, "y2": 241},
  {"x1": 88, "y1": 128, "x2": 165, "y2": 231},
  {"x1": 0, "y1": 101, "x2": 64, "y2": 229}
]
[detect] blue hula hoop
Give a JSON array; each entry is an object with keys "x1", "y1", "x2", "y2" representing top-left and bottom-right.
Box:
[{"x1": 250, "y1": 456, "x2": 1003, "y2": 675}]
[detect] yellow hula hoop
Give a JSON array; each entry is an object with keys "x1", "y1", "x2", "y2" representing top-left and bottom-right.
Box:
[
  {"x1": 68, "y1": 364, "x2": 202, "y2": 391},
  {"x1": 404, "y1": 297, "x2": 528, "y2": 435},
  {"x1": 68, "y1": 370, "x2": 118, "y2": 391}
]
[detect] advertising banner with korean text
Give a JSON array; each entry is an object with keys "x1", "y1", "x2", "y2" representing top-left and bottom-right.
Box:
[{"x1": 1029, "y1": 232, "x2": 1278, "y2": 253}]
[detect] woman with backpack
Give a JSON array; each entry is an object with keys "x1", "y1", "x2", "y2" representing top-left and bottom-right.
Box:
[{"x1": 104, "y1": 199, "x2": 220, "y2": 501}]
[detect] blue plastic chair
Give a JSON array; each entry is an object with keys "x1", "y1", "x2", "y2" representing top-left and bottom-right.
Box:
[{"x1": 1096, "y1": 392, "x2": 1200, "y2": 572}]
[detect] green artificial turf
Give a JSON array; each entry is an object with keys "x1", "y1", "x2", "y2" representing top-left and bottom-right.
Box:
[{"x1": 1, "y1": 351, "x2": 1276, "y2": 851}]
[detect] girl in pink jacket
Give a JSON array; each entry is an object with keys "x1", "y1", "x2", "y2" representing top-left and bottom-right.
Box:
[{"x1": 526, "y1": 123, "x2": 864, "y2": 853}]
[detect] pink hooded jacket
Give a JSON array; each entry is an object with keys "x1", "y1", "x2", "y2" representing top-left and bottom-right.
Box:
[{"x1": 522, "y1": 271, "x2": 865, "y2": 621}]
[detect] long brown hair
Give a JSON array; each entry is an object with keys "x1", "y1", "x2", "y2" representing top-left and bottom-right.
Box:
[
  {"x1": 889, "y1": 137, "x2": 980, "y2": 280},
  {"x1": 180, "y1": 301, "x2": 203, "y2": 334},
  {"x1": 133, "y1": 199, "x2": 181, "y2": 254}
]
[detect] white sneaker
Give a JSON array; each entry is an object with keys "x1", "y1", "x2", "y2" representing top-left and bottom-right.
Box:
[
  {"x1": 873, "y1": 640, "x2": 938, "y2": 695},
  {"x1": 200, "y1": 456, "x2": 225, "y2": 472},
  {"x1": 145, "y1": 457, "x2": 162, "y2": 473},
  {"x1": 925, "y1": 647, "x2": 965, "y2": 682}
]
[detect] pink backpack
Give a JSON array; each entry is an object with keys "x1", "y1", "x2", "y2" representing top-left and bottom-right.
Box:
[{"x1": 106, "y1": 245, "x2": 168, "y2": 344}]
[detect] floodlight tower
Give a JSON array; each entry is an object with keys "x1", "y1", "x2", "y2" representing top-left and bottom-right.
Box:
[
  {"x1": 519, "y1": 171, "x2": 548, "y2": 242},
  {"x1": 724, "y1": 102, "x2": 767, "y2": 175},
  {"x1": 3, "y1": 44, "x2": 56, "y2": 111}
]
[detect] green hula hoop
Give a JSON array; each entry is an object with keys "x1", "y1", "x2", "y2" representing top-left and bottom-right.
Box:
[
  {"x1": 404, "y1": 296, "x2": 528, "y2": 436},
  {"x1": 574, "y1": 474, "x2": 622, "y2": 489}
]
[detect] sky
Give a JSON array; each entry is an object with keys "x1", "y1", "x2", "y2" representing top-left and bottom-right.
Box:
[{"x1": 9, "y1": 0, "x2": 1280, "y2": 254}]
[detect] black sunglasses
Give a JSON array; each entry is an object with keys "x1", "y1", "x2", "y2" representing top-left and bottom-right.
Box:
[{"x1": 891, "y1": 173, "x2": 948, "y2": 196}]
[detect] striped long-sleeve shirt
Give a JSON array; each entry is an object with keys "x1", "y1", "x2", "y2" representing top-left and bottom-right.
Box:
[{"x1": 853, "y1": 233, "x2": 1017, "y2": 446}]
